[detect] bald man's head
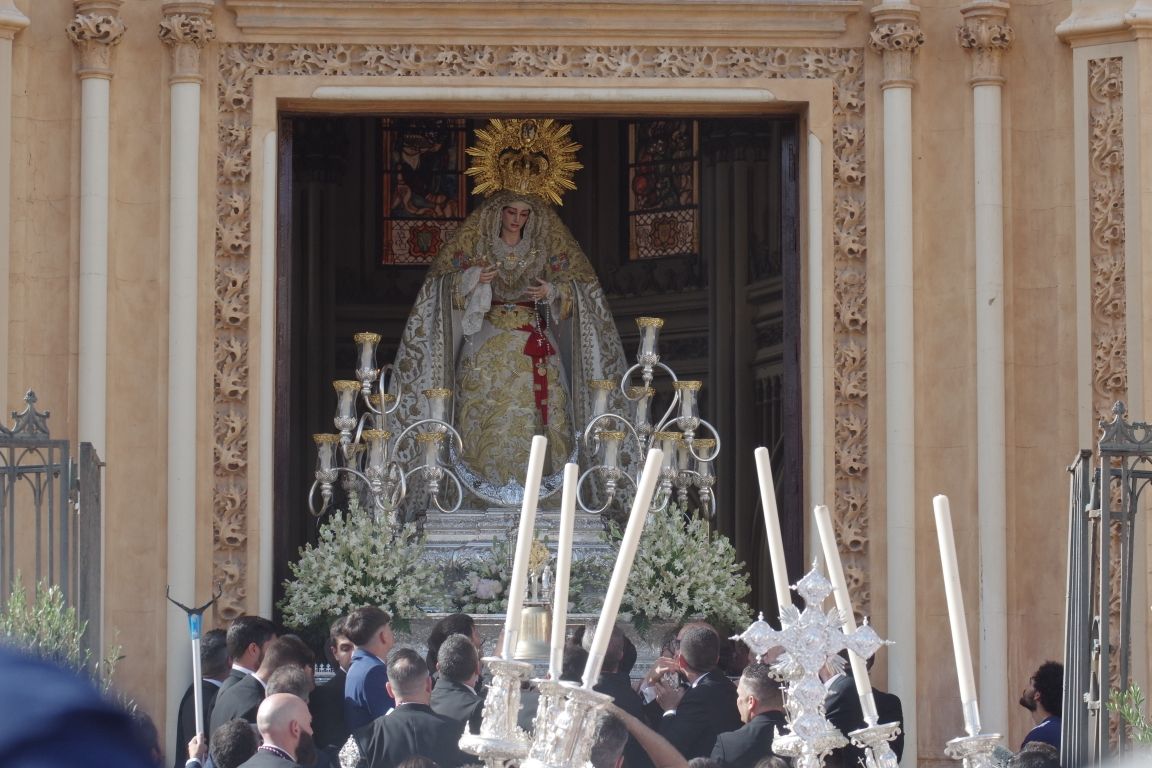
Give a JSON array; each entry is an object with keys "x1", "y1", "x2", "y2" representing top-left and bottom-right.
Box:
[{"x1": 256, "y1": 693, "x2": 312, "y2": 760}]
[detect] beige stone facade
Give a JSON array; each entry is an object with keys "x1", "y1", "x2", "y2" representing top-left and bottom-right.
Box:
[{"x1": 3, "y1": 0, "x2": 1148, "y2": 763}]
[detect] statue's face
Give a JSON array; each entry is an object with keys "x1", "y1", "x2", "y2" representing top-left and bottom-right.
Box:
[{"x1": 500, "y1": 203, "x2": 532, "y2": 238}]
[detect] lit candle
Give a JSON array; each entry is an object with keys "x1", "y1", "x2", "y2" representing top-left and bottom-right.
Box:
[
  {"x1": 589, "y1": 380, "x2": 615, "y2": 420},
  {"x1": 675, "y1": 380, "x2": 701, "y2": 423},
  {"x1": 549, "y1": 463, "x2": 579, "y2": 680},
  {"x1": 636, "y1": 316, "x2": 664, "y2": 358},
  {"x1": 424, "y1": 388, "x2": 450, "y2": 423},
  {"x1": 813, "y1": 504, "x2": 879, "y2": 726},
  {"x1": 583, "y1": 448, "x2": 663, "y2": 687},
  {"x1": 629, "y1": 386, "x2": 653, "y2": 428},
  {"x1": 353, "y1": 332, "x2": 381, "y2": 380},
  {"x1": 599, "y1": 431, "x2": 624, "y2": 470},
  {"x1": 933, "y1": 494, "x2": 981, "y2": 735},
  {"x1": 754, "y1": 447, "x2": 791, "y2": 611},
  {"x1": 332, "y1": 380, "x2": 360, "y2": 429},
  {"x1": 418, "y1": 432, "x2": 442, "y2": 470},
  {"x1": 503, "y1": 435, "x2": 548, "y2": 659}
]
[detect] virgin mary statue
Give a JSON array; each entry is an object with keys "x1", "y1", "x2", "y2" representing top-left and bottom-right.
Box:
[{"x1": 391, "y1": 119, "x2": 627, "y2": 506}]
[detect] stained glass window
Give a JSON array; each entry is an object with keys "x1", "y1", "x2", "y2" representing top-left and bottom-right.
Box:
[
  {"x1": 381, "y1": 118, "x2": 469, "y2": 265},
  {"x1": 627, "y1": 119, "x2": 700, "y2": 261}
]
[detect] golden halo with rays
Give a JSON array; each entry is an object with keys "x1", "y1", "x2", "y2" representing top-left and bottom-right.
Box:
[{"x1": 465, "y1": 118, "x2": 582, "y2": 206}]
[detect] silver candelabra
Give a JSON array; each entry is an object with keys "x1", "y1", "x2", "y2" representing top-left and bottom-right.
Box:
[
  {"x1": 577, "y1": 316, "x2": 721, "y2": 516},
  {"x1": 308, "y1": 332, "x2": 465, "y2": 524}
]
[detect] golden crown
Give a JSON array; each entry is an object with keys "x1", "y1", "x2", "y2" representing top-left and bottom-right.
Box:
[{"x1": 465, "y1": 118, "x2": 582, "y2": 205}]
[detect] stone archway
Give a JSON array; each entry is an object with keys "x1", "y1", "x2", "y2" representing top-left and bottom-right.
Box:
[{"x1": 210, "y1": 43, "x2": 871, "y2": 622}]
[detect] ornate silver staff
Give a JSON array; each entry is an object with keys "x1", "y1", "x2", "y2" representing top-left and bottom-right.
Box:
[{"x1": 733, "y1": 566, "x2": 888, "y2": 768}]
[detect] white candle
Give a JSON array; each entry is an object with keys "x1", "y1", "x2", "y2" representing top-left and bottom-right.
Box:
[
  {"x1": 814, "y1": 504, "x2": 879, "y2": 726},
  {"x1": 583, "y1": 448, "x2": 663, "y2": 686},
  {"x1": 502, "y1": 435, "x2": 548, "y2": 659},
  {"x1": 549, "y1": 463, "x2": 579, "y2": 679},
  {"x1": 932, "y1": 494, "x2": 981, "y2": 735},
  {"x1": 592, "y1": 388, "x2": 609, "y2": 419},
  {"x1": 754, "y1": 447, "x2": 791, "y2": 612}
]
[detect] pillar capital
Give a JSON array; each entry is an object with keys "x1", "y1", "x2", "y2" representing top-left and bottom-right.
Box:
[
  {"x1": 159, "y1": 1, "x2": 216, "y2": 84},
  {"x1": 958, "y1": 1, "x2": 1013, "y2": 86},
  {"x1": 869, "y1": 3, "x2": 925, "y2": 89},
  {"x1": 67, "y1": 1, "x2": 126, "y2": 80},
  {"x1": 0, "y1": 1, "x2": 30, "y2": 41}
]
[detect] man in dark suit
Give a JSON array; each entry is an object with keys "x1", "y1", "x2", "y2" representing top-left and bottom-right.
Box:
[
  {"x1": 238, "y1": 693, "x2": 314, "y2": 768},
  {"x1": 711, "y1": 662, "x2": 787, "y2": 768},
  {"x1": 824, "y1": 651, "x2": 905, "y2": 764},
  {"x1": 221, "y1": 616, "x2": 278, "y2": 694},
  {"x1": 344, "y1": 606, "x2": 396, "y2": 731},
  {"x1": 212, "y1": 636, "x2": 315, "y2": 733},
  {"x1": 646, "y1": 624, "x2": 742, "y2": 759},
  {"x1": 430, "y1": 633, "x2": 484, "y2": 734},
  {"x1": 310, "y1": 617, "x2": 355, "y2": 749},
  {"x1": 355, "y1": 648, "x2": 472, "y2": 768},
  {"x1": 174, "y1": 628, "x2": 230, "y2": 767},
  {"x1": 587, "y1": 623, "x2": 654, "y2": 768}
]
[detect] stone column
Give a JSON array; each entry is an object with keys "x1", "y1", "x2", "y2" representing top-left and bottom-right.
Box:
[
  {"x1": 67, "y1": 0, "x2": 125, "y2": 459},
  {"x1": 159, "y1": 1, "x2": 214, "y2": 760},
  {"x1": 869, "y1": 7, "x2": 924, "y2": 765},
  {"x1": 0, "y1": 1, "x2": 29, "y2": 414},
  {"x1": 959, "y1": 0, "x2": 1013, "y2": 737}
]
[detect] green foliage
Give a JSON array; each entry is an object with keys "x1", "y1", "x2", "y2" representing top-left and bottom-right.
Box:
[
  {"x1": 609, "y1": 501, "x2": 752, "y2": 636},
  {"x1": 1111, "y1": 684, "x2": 1152, "y2": 744},
  {"x1": 0, "y1": 575, "x2": 120, "y2": 692}
]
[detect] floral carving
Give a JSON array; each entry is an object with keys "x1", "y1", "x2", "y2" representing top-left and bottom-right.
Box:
[
  {"x1": 66, "y1": 13, "x2": 126, "y2": 76},
  {"x1": 868, "y1": 22, "x2": 925, "y2": 53},
  {"x1": 957, "y1": 17, "x2": 1014, "y2": 83},
  {"x1": 159, "y1": 12, "x2": 216, "y2": 80},
  {"x1": 214, "y1": 43, "x2": 871, "y2": 617},
  {"x1": 1087, "y1": 57, "x2": 1126, "y2": 704},
  {"x1": 1088, "y1": 58, "x2": 1126, "y2": 424}
]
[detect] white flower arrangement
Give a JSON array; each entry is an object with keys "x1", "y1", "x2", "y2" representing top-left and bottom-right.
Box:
[
  {"x1": 447, "y1": 536, "x2": 513, "y2": 614},
  {"x1": 447, "y1": 532, "x2": 611, "y2": 614},
  {"x1": 611, "y1": 501, "x2": 752, "y2": 636},
  {"x1": 280, "y1": 498, "x2": 439, "y2": 632}
]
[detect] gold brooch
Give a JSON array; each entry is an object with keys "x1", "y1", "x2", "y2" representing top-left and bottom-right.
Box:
[{"x1": 465, "y1": 119, "x2": 582, "y2": 205}]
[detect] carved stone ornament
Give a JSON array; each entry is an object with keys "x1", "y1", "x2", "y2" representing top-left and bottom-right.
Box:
[
  {"x1": 212, "y1": 42, "x2": 871, "y2": 620},
  {"x1": 66, "y1": 12, "x2": 126, "y2": 78},
  {"x1": 1088, "y1": 57, "x2": 1125, "y2": 425},
  {"x1": 868, "y1": 21, "x2": 925, "y2": 87},
  {"x1": 160, "y1": 12, "x2": 217, "y2": 81},
  {"x1": 957, "y1": 18, "x2": 1013, "y2": 84}
]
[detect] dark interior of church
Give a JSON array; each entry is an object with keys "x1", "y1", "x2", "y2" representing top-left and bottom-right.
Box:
[{"x1": 274, "y1": 113, "x2": 805, "y2": 620}]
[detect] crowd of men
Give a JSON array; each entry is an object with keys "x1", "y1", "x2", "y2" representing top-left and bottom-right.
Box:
[
  {"x1": 0, "y1": 604, "x2": 1066, "y2": 768},
  {"x1": 174, "y1": 610, "x2": 805, "y2": 768}
]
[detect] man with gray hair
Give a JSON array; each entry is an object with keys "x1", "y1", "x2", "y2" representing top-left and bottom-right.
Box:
[
  {"x1": 430, "y1": 633, "x2": 485, "y2": 734},
  {"x1": 355, "y1": 648, "x2": 472, "y2": 768}
]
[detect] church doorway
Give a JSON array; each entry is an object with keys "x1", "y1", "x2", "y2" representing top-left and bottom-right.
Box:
[{"x1": 273, "y1": 113, "x2": 804, "y2": 621}]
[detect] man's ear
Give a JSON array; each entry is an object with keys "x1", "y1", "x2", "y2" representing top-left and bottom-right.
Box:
[
  {"x1": 676, "y1": 653, "x2": 688, "y2": 671},
  {"x1": 425, "y1": 676, "x2": 433, "y2": 693},
  {"x1": 386, "y1": 681, "x2": 396, "y2": 700}
]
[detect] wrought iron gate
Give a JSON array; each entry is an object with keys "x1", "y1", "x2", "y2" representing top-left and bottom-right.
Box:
[
  {"x1": 0, "y1": 390, "x2": 102, "y2": 650},
  {"x1": 1063, "y1": 401, "x2": 1152, "y2": 766}
]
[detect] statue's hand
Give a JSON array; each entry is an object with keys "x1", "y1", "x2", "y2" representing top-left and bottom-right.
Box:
[
  {"x1": 525, "y1": 278, "x2": 552, "y2": 301},
  {"x1": 477, "y1": 267, "x2": 498, "y2": 284}
]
